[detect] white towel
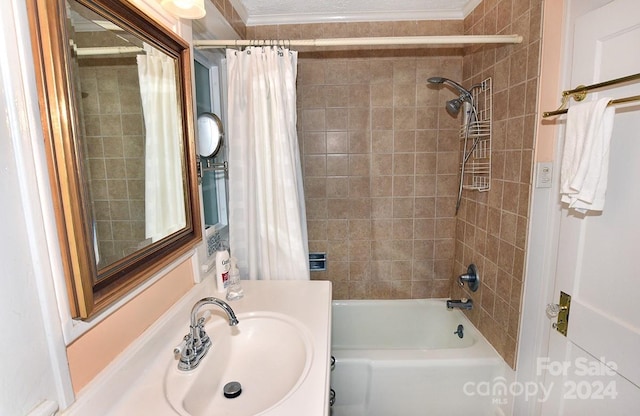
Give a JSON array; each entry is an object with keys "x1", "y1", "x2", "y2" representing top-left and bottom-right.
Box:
[{"x1": 560, "y1": 97, "x2": 615, "y2": 213}]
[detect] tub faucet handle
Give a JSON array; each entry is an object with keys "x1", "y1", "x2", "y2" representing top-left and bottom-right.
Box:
[{"x1": 458, "y1": 263, "x2": 479, "y2": 292}]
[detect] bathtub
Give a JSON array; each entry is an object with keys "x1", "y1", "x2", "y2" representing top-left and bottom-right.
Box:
[{"x1": 330, "y1": 299, "x2": 507, "y2": 416}]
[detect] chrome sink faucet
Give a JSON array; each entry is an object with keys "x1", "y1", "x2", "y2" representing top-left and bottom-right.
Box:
[{"x1": 175, "y1": 297, "x2": 239, "y2": 371}]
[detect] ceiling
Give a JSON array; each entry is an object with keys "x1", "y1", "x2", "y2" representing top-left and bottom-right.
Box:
[{"x1": 229, "y1": 0, "x2": 482, "y2": 26}]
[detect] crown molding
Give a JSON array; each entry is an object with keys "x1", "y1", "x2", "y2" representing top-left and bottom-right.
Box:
[
  {"x1": 462, "y1": 0, "x2": 483, "y2": 17},
  {"x1": 245, "y1": 9, "x2": 467, "y2": 26}
]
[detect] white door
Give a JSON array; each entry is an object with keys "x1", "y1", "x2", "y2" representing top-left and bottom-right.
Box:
[{"x1": 541, "y1": 0, "x2": 640, "y2": 414}]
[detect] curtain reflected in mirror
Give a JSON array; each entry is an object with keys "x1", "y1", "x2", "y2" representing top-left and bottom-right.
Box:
[{"x1": 68, "y1": 0, "x2": 186, "y2": 272}]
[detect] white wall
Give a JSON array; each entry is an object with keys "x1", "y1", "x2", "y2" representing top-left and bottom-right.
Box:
[
  {"x1": 0, "y1": 0, "x2": 73, "y2": 412},
  {"x1": 0, "y1": 78, "x2": 59, "y2": 416}
]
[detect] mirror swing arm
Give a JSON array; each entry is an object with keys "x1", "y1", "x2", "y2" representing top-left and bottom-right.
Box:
[
  {"x1": 197, "y1": 160, "x2": 228, "y2": 184},
  {"x1": 27, "y1": 0, "x2": 202, "y2": 318}
]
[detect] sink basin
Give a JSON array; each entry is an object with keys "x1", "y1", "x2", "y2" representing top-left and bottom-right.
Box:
[{"x1": 164, "y1": 312, "x2": 313, "y2": 416}]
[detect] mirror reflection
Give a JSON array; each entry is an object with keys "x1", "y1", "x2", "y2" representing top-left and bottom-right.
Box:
[
  {"x1": 68, "y1": 0, "x2": 187, "y2": 271},
  {"x1": 196, "y1": 113, "x2": 223, "y2": 158},
  {"x1": 194, "y1": 55, "x2": 228, "y2": 229}
]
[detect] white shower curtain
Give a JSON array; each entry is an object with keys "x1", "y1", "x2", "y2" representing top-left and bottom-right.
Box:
[
  {"x1": 137, "y1": 45, "x2": 185, "y2": 242},
  {"x1": 226, "y1": 47, "x2": 309, "y2": 280}
]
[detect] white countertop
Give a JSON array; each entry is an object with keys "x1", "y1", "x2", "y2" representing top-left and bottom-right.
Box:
[{"x1": 63, "y1": 279, "x2": 332, "y2": 416}]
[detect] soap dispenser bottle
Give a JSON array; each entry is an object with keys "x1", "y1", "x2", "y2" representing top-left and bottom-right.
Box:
[{"x1": 226, "y1": 257, "x2": 244, "y2": 301}]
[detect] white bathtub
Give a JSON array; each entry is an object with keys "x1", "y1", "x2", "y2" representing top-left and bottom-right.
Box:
[{"x1": 330, "y1": 299, "x2": 507, "y2": 416}]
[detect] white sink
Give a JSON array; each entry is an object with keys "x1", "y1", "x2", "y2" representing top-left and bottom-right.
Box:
[
  {"x1": 164, "y1": 312, "x2": 314, "y2": 416},
  {"x1": 61, "y1": 280, "x2": 332, "y2": 416}
]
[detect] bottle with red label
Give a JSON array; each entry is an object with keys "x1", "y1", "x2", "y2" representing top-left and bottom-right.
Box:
[{"x1": 215, "y1": 242, "x2": 230, "y2": 293}]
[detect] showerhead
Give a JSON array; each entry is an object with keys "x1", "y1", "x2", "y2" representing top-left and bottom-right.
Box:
[
  {"x1": 427, "y1": 76, "x2": 474, "y2": 116},
  {"x1": 446, "y1": 98, "x2": 463, "y2": 117}
]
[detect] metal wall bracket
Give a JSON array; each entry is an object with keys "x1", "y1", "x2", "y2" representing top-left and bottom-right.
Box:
[{"x1": 197, "y1": 160, "x2": 228, "y2": 183}]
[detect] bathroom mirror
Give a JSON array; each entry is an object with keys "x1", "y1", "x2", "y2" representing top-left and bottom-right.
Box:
[
  {"x1": 27, "y1": 0, "x2": 201, "y2": 318},
  {"x1": 197, "y1": 113, "x2": 224, "y2": 158}
]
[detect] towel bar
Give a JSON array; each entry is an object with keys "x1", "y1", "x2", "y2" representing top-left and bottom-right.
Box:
[{"x1": 543, "y1": 72, "x2": 640, "y2": 118}]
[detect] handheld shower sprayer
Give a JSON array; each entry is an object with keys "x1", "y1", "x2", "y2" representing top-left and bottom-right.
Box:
[
  {"x1": 427, "y1": 77, "x2": 472, "y2": 99},
  {"x1": 427, "y1": 76, "x2": 484, "y2": 216},
  {"x1": 426, "y1": 77, "x2": 474, "y2": 117}
]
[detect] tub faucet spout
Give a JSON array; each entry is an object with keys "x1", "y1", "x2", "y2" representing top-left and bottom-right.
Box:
[{"x1": 446, "y1": 298, "x2": 473, "y2": 310}]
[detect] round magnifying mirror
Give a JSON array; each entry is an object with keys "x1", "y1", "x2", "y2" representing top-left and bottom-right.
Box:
[{"x1": 197, "y1": 112, "x2": 224, "y2": 158}]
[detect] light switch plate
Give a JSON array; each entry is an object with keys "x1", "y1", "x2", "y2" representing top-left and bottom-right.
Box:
[{"x1": 535, "y1": 162, "x2": 553, "y2": 188}]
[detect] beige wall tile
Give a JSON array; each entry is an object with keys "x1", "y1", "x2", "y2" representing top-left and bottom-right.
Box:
[{"x1": 275, "y1": 14, "x2": 540, "y2": 356}]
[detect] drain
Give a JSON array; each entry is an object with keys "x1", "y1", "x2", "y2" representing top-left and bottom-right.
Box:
[
  {"x1": 223, "y1": 381, "x2": 242, "y2": 398},
  {"x1": 454, "y1": 324, "x2": 464, "y2": 338}
]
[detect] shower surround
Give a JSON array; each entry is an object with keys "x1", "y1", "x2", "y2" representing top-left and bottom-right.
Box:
[
  {"x1": 248, "y1": 0, "x2": 543, "y2": 368},
  {"x1": 452, "y1": 0, "x2": 542, "y2": 368},
  {"x1": 250, "y1": 21, "x2": 466, "y2": 300}
]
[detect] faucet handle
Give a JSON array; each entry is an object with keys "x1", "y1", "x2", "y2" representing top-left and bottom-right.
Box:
[
  {"x1": 196, "y1": 310, "x2": 212, "y2": 327},
  {"x1": 174, "y1": 334, "x2": 191, "y2": 358},
  {"x1": 458, "y1": 263, "x2": 480, "y2": 292}
]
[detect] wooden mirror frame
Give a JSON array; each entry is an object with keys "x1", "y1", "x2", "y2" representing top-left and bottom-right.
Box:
[{"x1": 27, "y1": 0, "x2": 201, "y2": 318}]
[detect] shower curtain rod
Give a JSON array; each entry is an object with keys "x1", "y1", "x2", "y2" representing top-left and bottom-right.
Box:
[
  {"x1": 194, "y1": 34, "x2": 522, "y2": 49},
  {"x1": 75, "y1": 46, "x2": 143, "y2": 56}
]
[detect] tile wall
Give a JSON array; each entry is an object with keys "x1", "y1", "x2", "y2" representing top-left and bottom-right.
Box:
[
  {"x1": 78, "y1": 63, "x2": 146, "y2": 267},
  {"x1": 451, "y1": 0, "x2": 543, "y2": 367},
  {"x1": 238, "y1": 0, "x2": 543, "y2": 368},
  {"x1": 250, "y1": 22, "x2": 466, "y2": 300},
  {"x1": 211, "y1": 0, "x2": 246, "y2": 38}
]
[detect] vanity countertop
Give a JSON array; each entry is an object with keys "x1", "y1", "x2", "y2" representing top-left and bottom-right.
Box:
[{"x1": 63, "y1": 279, "x2": 332, "y2": 416}]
